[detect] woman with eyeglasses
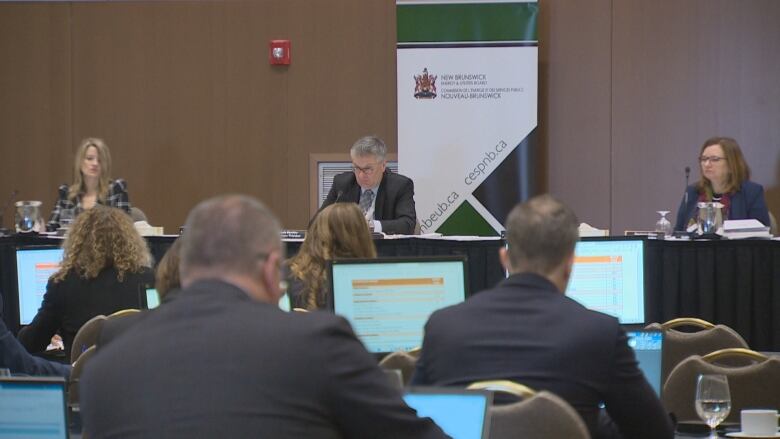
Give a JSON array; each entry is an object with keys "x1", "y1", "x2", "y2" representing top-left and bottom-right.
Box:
[
  {"x1": 674, "y1": 137, "x2": 770, "y2": 231},
  {"x1": 47, "y1": 138, "x2": 131, "y2": 231}
]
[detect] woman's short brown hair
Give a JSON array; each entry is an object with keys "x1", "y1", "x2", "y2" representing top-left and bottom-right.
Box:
[
  {"x1": 696, "y1": 136, "x2": 751, "y2": 195},
  {"x1": 53, "y1": 205, "x2": 151, "y2": 282}
]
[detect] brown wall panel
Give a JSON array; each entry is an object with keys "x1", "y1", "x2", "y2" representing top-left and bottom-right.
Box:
[
  {"x1": 0, "y1": 4, "x2": 71, "y2": 229},
  {"x1": 540, "y1": 0, "x2": 613, "y2": 230}
]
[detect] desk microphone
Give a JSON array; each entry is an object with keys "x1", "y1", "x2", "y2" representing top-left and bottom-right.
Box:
[{"x1": 684, "y1": 166, "x2": 691, "y2": 205}]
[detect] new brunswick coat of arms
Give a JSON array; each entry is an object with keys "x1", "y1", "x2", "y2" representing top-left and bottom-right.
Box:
[{"x1": 414, "y1": 68, "x2": 437, "y2": 99}]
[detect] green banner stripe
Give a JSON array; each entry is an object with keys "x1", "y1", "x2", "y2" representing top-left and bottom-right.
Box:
[
  {"x1": 397, "y1": 3, "x2": 538, "y2": 43},
  {"x1": 436, "y1": 201, "x2": 500, "y2": 236}
]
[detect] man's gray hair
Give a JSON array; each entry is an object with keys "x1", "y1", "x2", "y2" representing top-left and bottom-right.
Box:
[
  {"x1": 505, "y1": 194, "x2": 579, "y2": 275},
  {"x1": 179, "y1": 195, "x2": 282, "y2": 277},
  {"x1": 350, "y1": 135, "x2": 387, "y2": 161}
]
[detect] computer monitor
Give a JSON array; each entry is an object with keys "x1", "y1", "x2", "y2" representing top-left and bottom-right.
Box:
[
  {"x1": 138, "y1": 284, "x2": 160, "y2": 310},
  {"x1": 0, "y1": 376, "x2": 68, "y2": 439},
  {"x1": 566, "y1": 239, "x2": 645, "y2": 324},
  {"x1": 626, "y1": 329, "x2": 664, "y2": 396},
  {"x1": 403, "y1": 388, "x2": 492, "y2": 439},
  {"x1": 15, "y1": 247, "x2": 64, "y2": 325},
  {"x1": 329, "y1": 256, "x2": 468, "y2": 353}
]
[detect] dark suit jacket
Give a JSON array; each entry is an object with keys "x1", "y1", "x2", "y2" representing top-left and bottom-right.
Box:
[
  {"x1": 18, "y1": 267, "x2": 154, "y2": 359},
  {"x1": 412, "y1": 273, "x2": 674, "y2": 439},
  {"x1": 80, "y1": 280, "x2": 448, "y2": 439},
  {"x1": 319, "y1": 170, "x2": 417, "y2": 235},
  {"x1": 674, "y1": 181, "x2": 770, "y2": 231}
]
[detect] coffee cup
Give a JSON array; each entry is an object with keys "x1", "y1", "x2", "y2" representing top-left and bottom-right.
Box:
[{"x1": 741, "y1": 409, "x2": 778, "y2": 436}]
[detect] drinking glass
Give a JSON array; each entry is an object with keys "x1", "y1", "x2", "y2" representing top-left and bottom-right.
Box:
[
  {"x1": 59, "y1": 208, "x2": 75, "y2": 228},
  {"x1": 655, "y1": 211, "x2": 672, "y2": 237},
  {"x1": 695, "y1": 374, "x2": 731, "y2": 437}
]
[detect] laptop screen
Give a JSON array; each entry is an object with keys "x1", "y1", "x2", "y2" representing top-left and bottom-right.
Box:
[
  {"x1": 330, "y1": 256, "x2": 468, "y2": 353},
  {"x1": 0, "y1": 377, "x2": 68, "y2": 439},
  {"x1": 15, "y1": 247, "x2": 64, "y2": 325},
  {"x1": 626, "y1": 330, "x2": 664, "y2": 396},
  {"x1": 404, "y1": 388, "x2": 492, "y2": 439},
  {"x1": 566, "y1": 239, "x2": 646, "y2": 324}
]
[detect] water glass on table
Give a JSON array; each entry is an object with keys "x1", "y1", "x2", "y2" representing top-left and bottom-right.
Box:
[
  {"x1": 696, "y1": 374, "x2": 731, "y2": 437},
  {"x1": 59, "y1": 208, "x2": 75, "y2": 228}
]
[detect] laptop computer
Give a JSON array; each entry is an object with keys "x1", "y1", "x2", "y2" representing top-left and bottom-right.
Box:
[
  {"x1": 626, "y1": 329, "x2": 664, "y2": 396},
  {"x1": 138, "y1": 283, "x2": 160, "y2": 310},
  {"x1": 329, "y1": 256, "x2": 469, "y2": 354},
  {"x1": 0, "y1": 376, "x2": 69, "y2": 439},
  {"x1": 404, "y1": 387, "x2": 492, "y2": 439}
]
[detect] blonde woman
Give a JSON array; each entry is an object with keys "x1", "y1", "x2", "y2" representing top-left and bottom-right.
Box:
[
  {"x1": 19, "y1": 206, "x2": 153, "y2": 358},
  {"x1": 47, "y1": 138, "x2": 131, "y2": 231},
  {"x1": 287, "y1": 203, "x2": 377, "y2": 310}
]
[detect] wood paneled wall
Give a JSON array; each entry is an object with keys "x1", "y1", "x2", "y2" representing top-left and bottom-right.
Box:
[{"x1": 1, "y1": 1, "x2": 779, "y2": 233}]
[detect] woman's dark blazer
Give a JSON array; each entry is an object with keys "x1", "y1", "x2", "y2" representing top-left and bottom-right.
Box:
[
  {"x1": 18, "y1": 266, "x2": 154, "y2": 359},
  {"x1": 674, "y1": 181, "x2": 770, "y2": 231}
]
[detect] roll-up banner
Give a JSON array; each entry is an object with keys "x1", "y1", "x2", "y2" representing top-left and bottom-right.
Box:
[{"x1": 397, "y1": 0, "x2": 538, "y2": 236}]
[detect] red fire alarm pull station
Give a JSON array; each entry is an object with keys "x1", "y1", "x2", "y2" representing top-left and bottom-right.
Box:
[{"x1": 269, "y1": 40, "x2": 291, "y2": 65}]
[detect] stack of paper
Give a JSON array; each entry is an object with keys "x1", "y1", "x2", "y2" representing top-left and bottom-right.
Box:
[
  {"x1": 579, "y1": 223, "x2": 609, "y2": 237},
  {"x1": 722, "y1": 219, "x2": 771, "y2": 240}
]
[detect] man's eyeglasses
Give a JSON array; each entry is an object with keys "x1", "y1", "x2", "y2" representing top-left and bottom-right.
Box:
[
  {"x1": 352, "y1": 164, "x2": 378, "y2": 175},
  {"x1": 699, "y1": 156, "x2": 726, "y2": 164}
]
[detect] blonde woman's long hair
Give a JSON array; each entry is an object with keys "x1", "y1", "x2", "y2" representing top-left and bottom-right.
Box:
[
  {"x1": 53, "y1": 205, "x2": 151, "y2": 282},
  {"x1": 69, "y1": 138, "x2": 112, "y2": 202},
  {"x1": 288, "y1": 203, "x2": 377, "y2": 309}
]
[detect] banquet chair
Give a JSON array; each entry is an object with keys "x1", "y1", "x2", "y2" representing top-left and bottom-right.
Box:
[
  {"x1": 68, "y1": 344, "x2": 97, "y2": 409},
  {"x1": 662, "y1": 348, "x2": 780, "y2": 424},
  {"x1": 378, "y1": 349, "x2": 421, "y2": 386},
  {"x1": 645, "y1": 318, "x2": 748, "y2": 386},
  {"x1": 467, "y1": 380, "x2": 590, "y2": 439},
  {"x1": 130, "y1": 207, "x2": 147, "y2": 223},
  {"x1": 70, "y1": 315, "x2": 107, "y2": 364}
]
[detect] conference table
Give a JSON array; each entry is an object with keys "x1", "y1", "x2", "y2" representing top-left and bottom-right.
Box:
[{"x1": 1, "y1": 234, "x2": 778, "y2": 351}]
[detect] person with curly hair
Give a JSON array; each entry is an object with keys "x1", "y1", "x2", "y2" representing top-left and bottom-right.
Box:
[
  {"x1": 287, "y1": 203, "x2": 377, "y2": 310},
  {"x1": 47, "y1": 137, "x2": 132, "y2": 231},
  {"x1": 19, "y1": 205, "x2": 153, "y2": 359}
]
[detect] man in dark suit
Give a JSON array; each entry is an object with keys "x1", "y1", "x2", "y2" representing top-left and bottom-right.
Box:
[
  {"x1": 412, "y1": 195, "x2": 674, "y2": 439},
  {"x1": 318, "y1": 135, "x2": 416, "y2": 235},
  {"x1": 80, "y1": 195, "x2": 448, "y2": 439}
]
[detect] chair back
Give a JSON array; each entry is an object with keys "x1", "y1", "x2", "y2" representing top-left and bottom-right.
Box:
[
  {"x1": 70, "y1": 314, "x2": 107, "y2": 363},
  {"x1": 130, "y1": 207, "x2": 147, "y2": 222},
  {"x1": 488, "y1": 391, "x2": 591, "y2": 439},
  {"x1": 378, "y1": 350, "x2": 420, "y2": 386},
  {"x1": 646, "y1": 319, "x2": 748, "y2": 386},
  {"x1": 662, "y1": 350, "x2": 780, "y2": 423},
  {"x1": 107, "y1": 308, "x2": 141, "y2": 319},
  {"x1": 467, "y1": 380, "x2": 536, "y2": 401},
  {"x1": 68, "y1": 344, "x2": 97, "y2": 409}
]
